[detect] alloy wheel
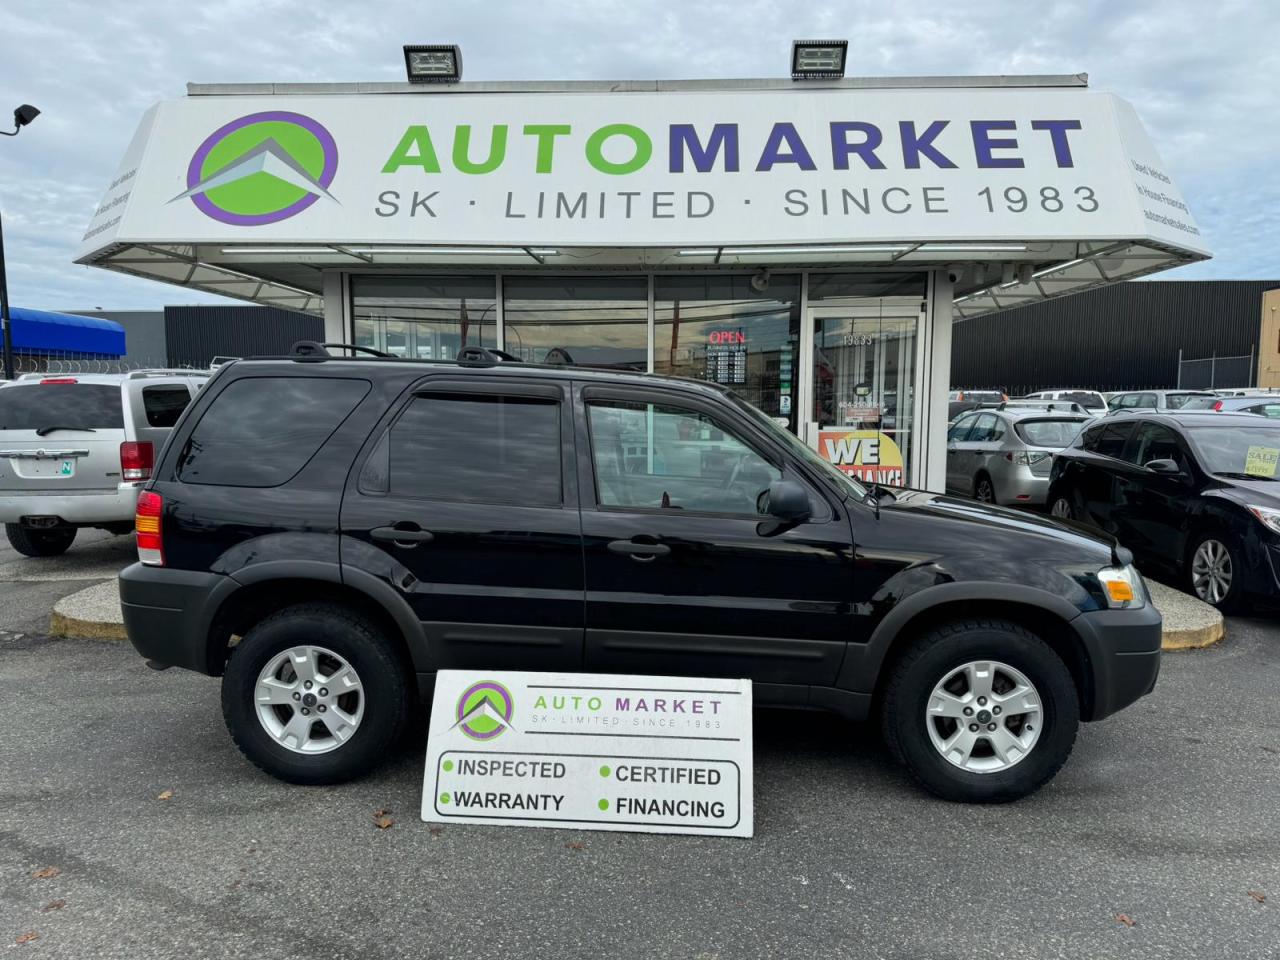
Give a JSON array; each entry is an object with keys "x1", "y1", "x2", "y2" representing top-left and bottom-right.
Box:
[
  {"x1": 976, "y1": 479, "x2": 995, "y2": 503},
  {"x1": 925, "y1": 660, "x2": 1043, "y2": 773},
  {"x1": 254, "y1": 645, "x2": 365, "y2": 754},
  {"x1": 1191, "y1": 539, "x2": 1233, "y2": 605},
  {"x1": 1050, "y1": 497, "x2": 1073, "y2": 519}
]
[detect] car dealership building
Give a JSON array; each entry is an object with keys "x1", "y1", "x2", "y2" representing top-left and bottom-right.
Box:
[{"x1": 75, "y1": 66, "x2": 1207, "y2": 490}]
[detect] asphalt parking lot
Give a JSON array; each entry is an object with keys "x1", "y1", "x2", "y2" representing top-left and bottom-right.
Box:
[{"x1": 2, "y1": 548, "x2": 1279, "y2": 959}]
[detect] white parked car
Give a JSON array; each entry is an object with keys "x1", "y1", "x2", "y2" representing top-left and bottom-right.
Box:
[
  {"x1": 1020, "y1": 389, "x2": 1109, "y2": 415},
  {"x1": 0, "y1": 370, "x2": 208, "y2": 556}
]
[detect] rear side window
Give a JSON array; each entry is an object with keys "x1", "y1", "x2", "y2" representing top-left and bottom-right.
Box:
[
  {"x1": 141, "y1": 385, "x2": 192, "y2": 427},
  {"x1": 378, "y1": 394, "x2": 562, "y2": 505},
  {"x1": 1096, "y1": 422, "x2": 1137, "y2": 460},
  {"x1": 1015, "y1": 419, "x2": 1086, "y2": 448},
  {"x1": 1167, "y1": 393, "x2": 1209, "y2": 409},
  {"x1": 0, "y1": 382, "x2": 123, "y2": 431},
  {"x1": 178, "y1": 377, "x2": 369, "y2": 487}
]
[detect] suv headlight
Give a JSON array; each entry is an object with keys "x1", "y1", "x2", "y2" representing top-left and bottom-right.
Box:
[
  {"x1": 1097, "y1": 564, "x2": 1146, "y2": 609},
  {"x1": 1247, "y1": 504, "x2": 1280, "y2": 535}
]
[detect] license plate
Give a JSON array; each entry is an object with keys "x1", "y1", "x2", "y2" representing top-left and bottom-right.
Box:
[{"x1": 21, "y1": 458, "x2": 77, "y2": 478}]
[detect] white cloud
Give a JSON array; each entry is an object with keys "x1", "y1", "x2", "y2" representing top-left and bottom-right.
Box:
[{"x1": 0, "y1": 0, "x2": 1274, "y2": 309}]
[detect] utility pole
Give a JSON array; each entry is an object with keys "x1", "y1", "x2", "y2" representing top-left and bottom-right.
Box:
[{"x1": 0, "y1": 104, "x2": 42, "y2": 381}]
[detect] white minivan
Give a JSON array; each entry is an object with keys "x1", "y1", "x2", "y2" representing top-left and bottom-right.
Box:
[{"x1": 0, "y1": 370, "x2": 208, "y2": 556}]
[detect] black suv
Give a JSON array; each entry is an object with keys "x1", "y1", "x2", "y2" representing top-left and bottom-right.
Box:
[{"x1": 120, "y1": 347, "x2": 1161, "y2": 803}]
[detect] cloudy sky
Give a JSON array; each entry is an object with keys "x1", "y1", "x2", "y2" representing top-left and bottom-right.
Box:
[{"x1": 0, "y1": 0, "x2": 1275, "y2": 310}]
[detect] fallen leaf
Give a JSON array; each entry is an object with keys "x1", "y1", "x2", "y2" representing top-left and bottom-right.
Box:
[
  {"x1": 374, "y1": 807, "x2": 393, "y2": 817},
  {"x1": 1116, "y1": 914, "x2": 1136, "y2": 927},
  {"x1": 31, "y1": 866, "x2": 60, "y2": 879},
  {"x1": 41, "y1": 900, "x2": 66, "y2": 912},
  {"x1": 374, "y1": 815, "x2": 394, "y2": 830},
  {"x1": 428, "y1": 826, "x2": 443, "y2": 838},
  {"x1": 1249, "y1": 891, "x2": 1267, "y2": 904},
  {"x1": 15, "y1": 931, "x2": 39, "y2": 944},
  {"x1": 565, "y1": 841, "x2": 586, "y2": 851},
  {"x1": 157, "y1": 789, "x2": 174, "y2": 801}
]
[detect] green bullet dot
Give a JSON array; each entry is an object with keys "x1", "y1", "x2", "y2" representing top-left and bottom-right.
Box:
[
  {"x1": 598, "y1": 798, "x2": 609, "y2": 811},
  {"x1": 442, "y1": 760, "x2": 454, "y2": 772},
  {"x1": 599, "y1": 765, "x2": 611, "y2": 778},
  {"x1": 439, "y1": 792, "x2": 450, "y2": 804}
]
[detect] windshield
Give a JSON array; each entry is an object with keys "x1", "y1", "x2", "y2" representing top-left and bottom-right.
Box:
[
  {"x1": 1186, "y1": 426, "x2": 1280, "y2": 477},
  {"x1": 1014, "y1": 418, "x2": 1087, "y2": 447},
  {"x1": 1167, "y1": 392, "x2": 1213, "y2": 409},
  {"x1": 726, "y1": 392, "x2": 869, "y2": 499},
  {"x1": 0, "y1": 383, "x2": 123, "y2": 431},
  {"x1": 1056, "y1": 391, "x2": 1107, "y2": 411},
  {"x1": 1179, "y1": 396, "x2": 1219, "y2": 411}
]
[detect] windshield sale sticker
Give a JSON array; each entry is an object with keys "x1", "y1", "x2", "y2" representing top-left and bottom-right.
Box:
[
  {"x1": 1245, "y1": 445, "x2": 1279, "y2": 478},
  {"x1": 422, "y1": 671, "x2": 753, "y2": 837}
]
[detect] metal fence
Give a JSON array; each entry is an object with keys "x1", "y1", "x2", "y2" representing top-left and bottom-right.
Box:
[
  {"x1": 1, "y1": 353, "x2": 203, "y2": 379},
  {"x1": 1176, "y1": 349, "x2": 1255, "y2": 390}
]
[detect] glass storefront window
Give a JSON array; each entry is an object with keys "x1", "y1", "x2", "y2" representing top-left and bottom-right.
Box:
[
  {"x1": 654, "y1": 275, "x2": 801, "y2": 432},
  {"x1": 502, "y1": 276, "x2": 648, "y2": 369},
  {"x1": 352, "y1": 276, "x2": 496, "y2": 359}
]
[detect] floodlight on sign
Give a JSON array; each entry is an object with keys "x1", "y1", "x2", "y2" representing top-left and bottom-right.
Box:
[
  {"x1": 403, "y1": 44, "x2": 462, "y2": 83},
  {"x1": 791, "y1": 40, "x2": 847, "y2": 79}
]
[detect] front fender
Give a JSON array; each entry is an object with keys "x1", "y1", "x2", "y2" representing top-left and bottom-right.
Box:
[{"x1": 837, "y1": 579, "x2": 1087, "y2": 695}]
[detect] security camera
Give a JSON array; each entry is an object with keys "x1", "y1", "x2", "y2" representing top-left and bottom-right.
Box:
[
  {"x1": 750, "y1": 267, "x2": 770, "y2": 293},
  {"x1": 945, "y1": 263, "x2": 967, "y2": 285},
  {"x1": 13, "y1": 104, "x2": 40, "y2": 127}
]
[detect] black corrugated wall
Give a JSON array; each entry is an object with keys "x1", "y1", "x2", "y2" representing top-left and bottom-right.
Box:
[
  {"x1": 164, "y1": 305, "x2": 324, "y2": 368},
  {"x1": 951, "y1": 280, "x2": 1280, "y2": 394}
]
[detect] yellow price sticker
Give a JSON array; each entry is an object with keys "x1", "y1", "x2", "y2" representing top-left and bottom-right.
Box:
[{"x1": 1245, "y1": 446, "x2": 1279, "y2": 478}]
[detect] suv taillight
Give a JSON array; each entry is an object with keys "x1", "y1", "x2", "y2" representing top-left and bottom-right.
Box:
[
  {"x1": 1212, "y1": 400, "x2": 1224, "y2": 412},
  {"x1": 120, "y1": 441, "x2": 154, "y2": 482},
  {"x1": 136, "y1": 490, "x2": 164, "y2": 566}
]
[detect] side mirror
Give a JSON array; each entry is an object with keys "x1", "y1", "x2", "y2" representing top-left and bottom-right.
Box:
[
  {"x1": 1144, "y1": 458, "x2": 1182, "y2": 475},
  {"x1": 762, "y1": 479, "x2": 811, "y2": 522}
]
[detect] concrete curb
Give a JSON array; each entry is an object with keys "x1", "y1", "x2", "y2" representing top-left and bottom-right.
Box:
[
  {"x1": 50, "y1": 580, "x2": 127, "y2": 642},
  {"x1": 1147, "y1": 580, "x2": 1224, "y2": 650}
]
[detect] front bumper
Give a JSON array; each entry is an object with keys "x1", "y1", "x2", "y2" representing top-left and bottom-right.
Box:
[
  {"x1": 1072, "y1": 603, "x2": 1162, "y2": 721},
  {"x1": 0, "y1": 483, "x2": 140, "y2": 525},
  {"x1": 119, "y1": 561, "x2": 234, "y2": 675}
]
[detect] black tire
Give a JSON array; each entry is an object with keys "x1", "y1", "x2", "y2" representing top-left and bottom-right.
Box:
[
  {"x1": 1186, "y1": 531, "x2": 1247, "y2": 613},
  {"x1": 1048, "y1": 492, "x2": 1075, "y2": 521},
  {"x1": 221, "y1": 603, "x2": 410, "y2": 785},
  {"x1": 881, "y1": 618, "x2": 1080, "y2": 803},
  {"x1": 973, "y1": 473, "x2": 996, "y2": 504},
  {"x1": 5, "y1": 523, "x2": 76, "y2": 557}
]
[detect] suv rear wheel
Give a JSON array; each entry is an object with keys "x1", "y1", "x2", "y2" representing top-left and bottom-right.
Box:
[
  {"x1": 881, "y1": 618, "x2": 1079, "y2": 803},
  {"x1": 221, "y1": 603, "x2": 410, "y2": 784},
  {"x1": 6, "y1": 523, "x2": 76, "y2": 557}
]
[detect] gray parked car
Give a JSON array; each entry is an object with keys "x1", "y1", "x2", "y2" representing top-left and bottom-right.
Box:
[
  {"x1": 0, "y1": 370, "x2": 208, "y2": 556},
  {"x1": 1179, "y1": 394, "x2": 1280, "y2": 416},
  {"x1": 946, "y1": 405, "x2": 1091, "y2": 507},
  {"x1": 1106, "y1": 389, "x2": 1214, "y2": 413}
]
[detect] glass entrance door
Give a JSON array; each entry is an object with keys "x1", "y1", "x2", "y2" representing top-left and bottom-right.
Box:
[{"x1": 806, "y1": 303, "x2": 923, "y2": 486}]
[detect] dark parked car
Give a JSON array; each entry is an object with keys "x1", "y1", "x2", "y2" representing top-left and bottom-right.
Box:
[
  {"x1": 1047, "y1": 411, "x2": 1280, "y2": 610},
  {"x1": 120, "y1": 346, "x2": 1160, "y2": 803}
]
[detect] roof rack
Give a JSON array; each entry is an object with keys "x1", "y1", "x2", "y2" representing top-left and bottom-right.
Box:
[
  {"x1": 290, "y1": 341, "x2": 393, "y2": 359},
  {"x1": 125, "y1": 369, "x2": 211, "y2": 379},
  {"x1": 456, "y1": 346, "x2": 522, "y2": 366},
  {"x1": 997, "y1": 400, "x2": 1087, "y2": 414}
]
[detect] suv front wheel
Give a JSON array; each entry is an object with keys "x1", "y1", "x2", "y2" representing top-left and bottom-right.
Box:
[
  {"x1": 881, "y1": 618, "x2": 1079, "y2": 803},
  {"x1": 221, "y1": 603, "x2": 411, "y2": 784}
]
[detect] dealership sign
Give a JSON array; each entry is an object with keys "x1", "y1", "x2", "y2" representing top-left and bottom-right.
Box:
[
  {"x1": 79, "y1": 87, "x2": 1205, "y2": 259},
  {"x1": 422, "y1": 670, "x2": 754, "y2": 836},
  {"x1": 820, "y1": 429, "x2": 905, "y2": 484}
]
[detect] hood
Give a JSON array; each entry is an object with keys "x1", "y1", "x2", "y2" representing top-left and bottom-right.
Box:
[
  {"x1": 1210, "y1": 476, "x2": 1280, "y2": 508},
  {"x1": 881, "y1": 488, "x2": 1126, "y2": 564}
]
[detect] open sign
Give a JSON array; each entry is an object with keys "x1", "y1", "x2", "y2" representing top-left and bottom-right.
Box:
[{"x1": 707, "y1": 330, "x2": 746, "y2": 345}]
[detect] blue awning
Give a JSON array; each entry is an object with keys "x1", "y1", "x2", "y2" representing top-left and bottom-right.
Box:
[{"x1": 7, "y1": 308, "x2": 126, "y2": 356}]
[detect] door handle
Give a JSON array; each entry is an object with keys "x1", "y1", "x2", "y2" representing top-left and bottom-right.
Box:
[
  {"x1": 608, "y1": 539, "x2": 671, "y2": 561},
  {"x1": 371, "y1": 524, "x2": 435, "y2": 546}
]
